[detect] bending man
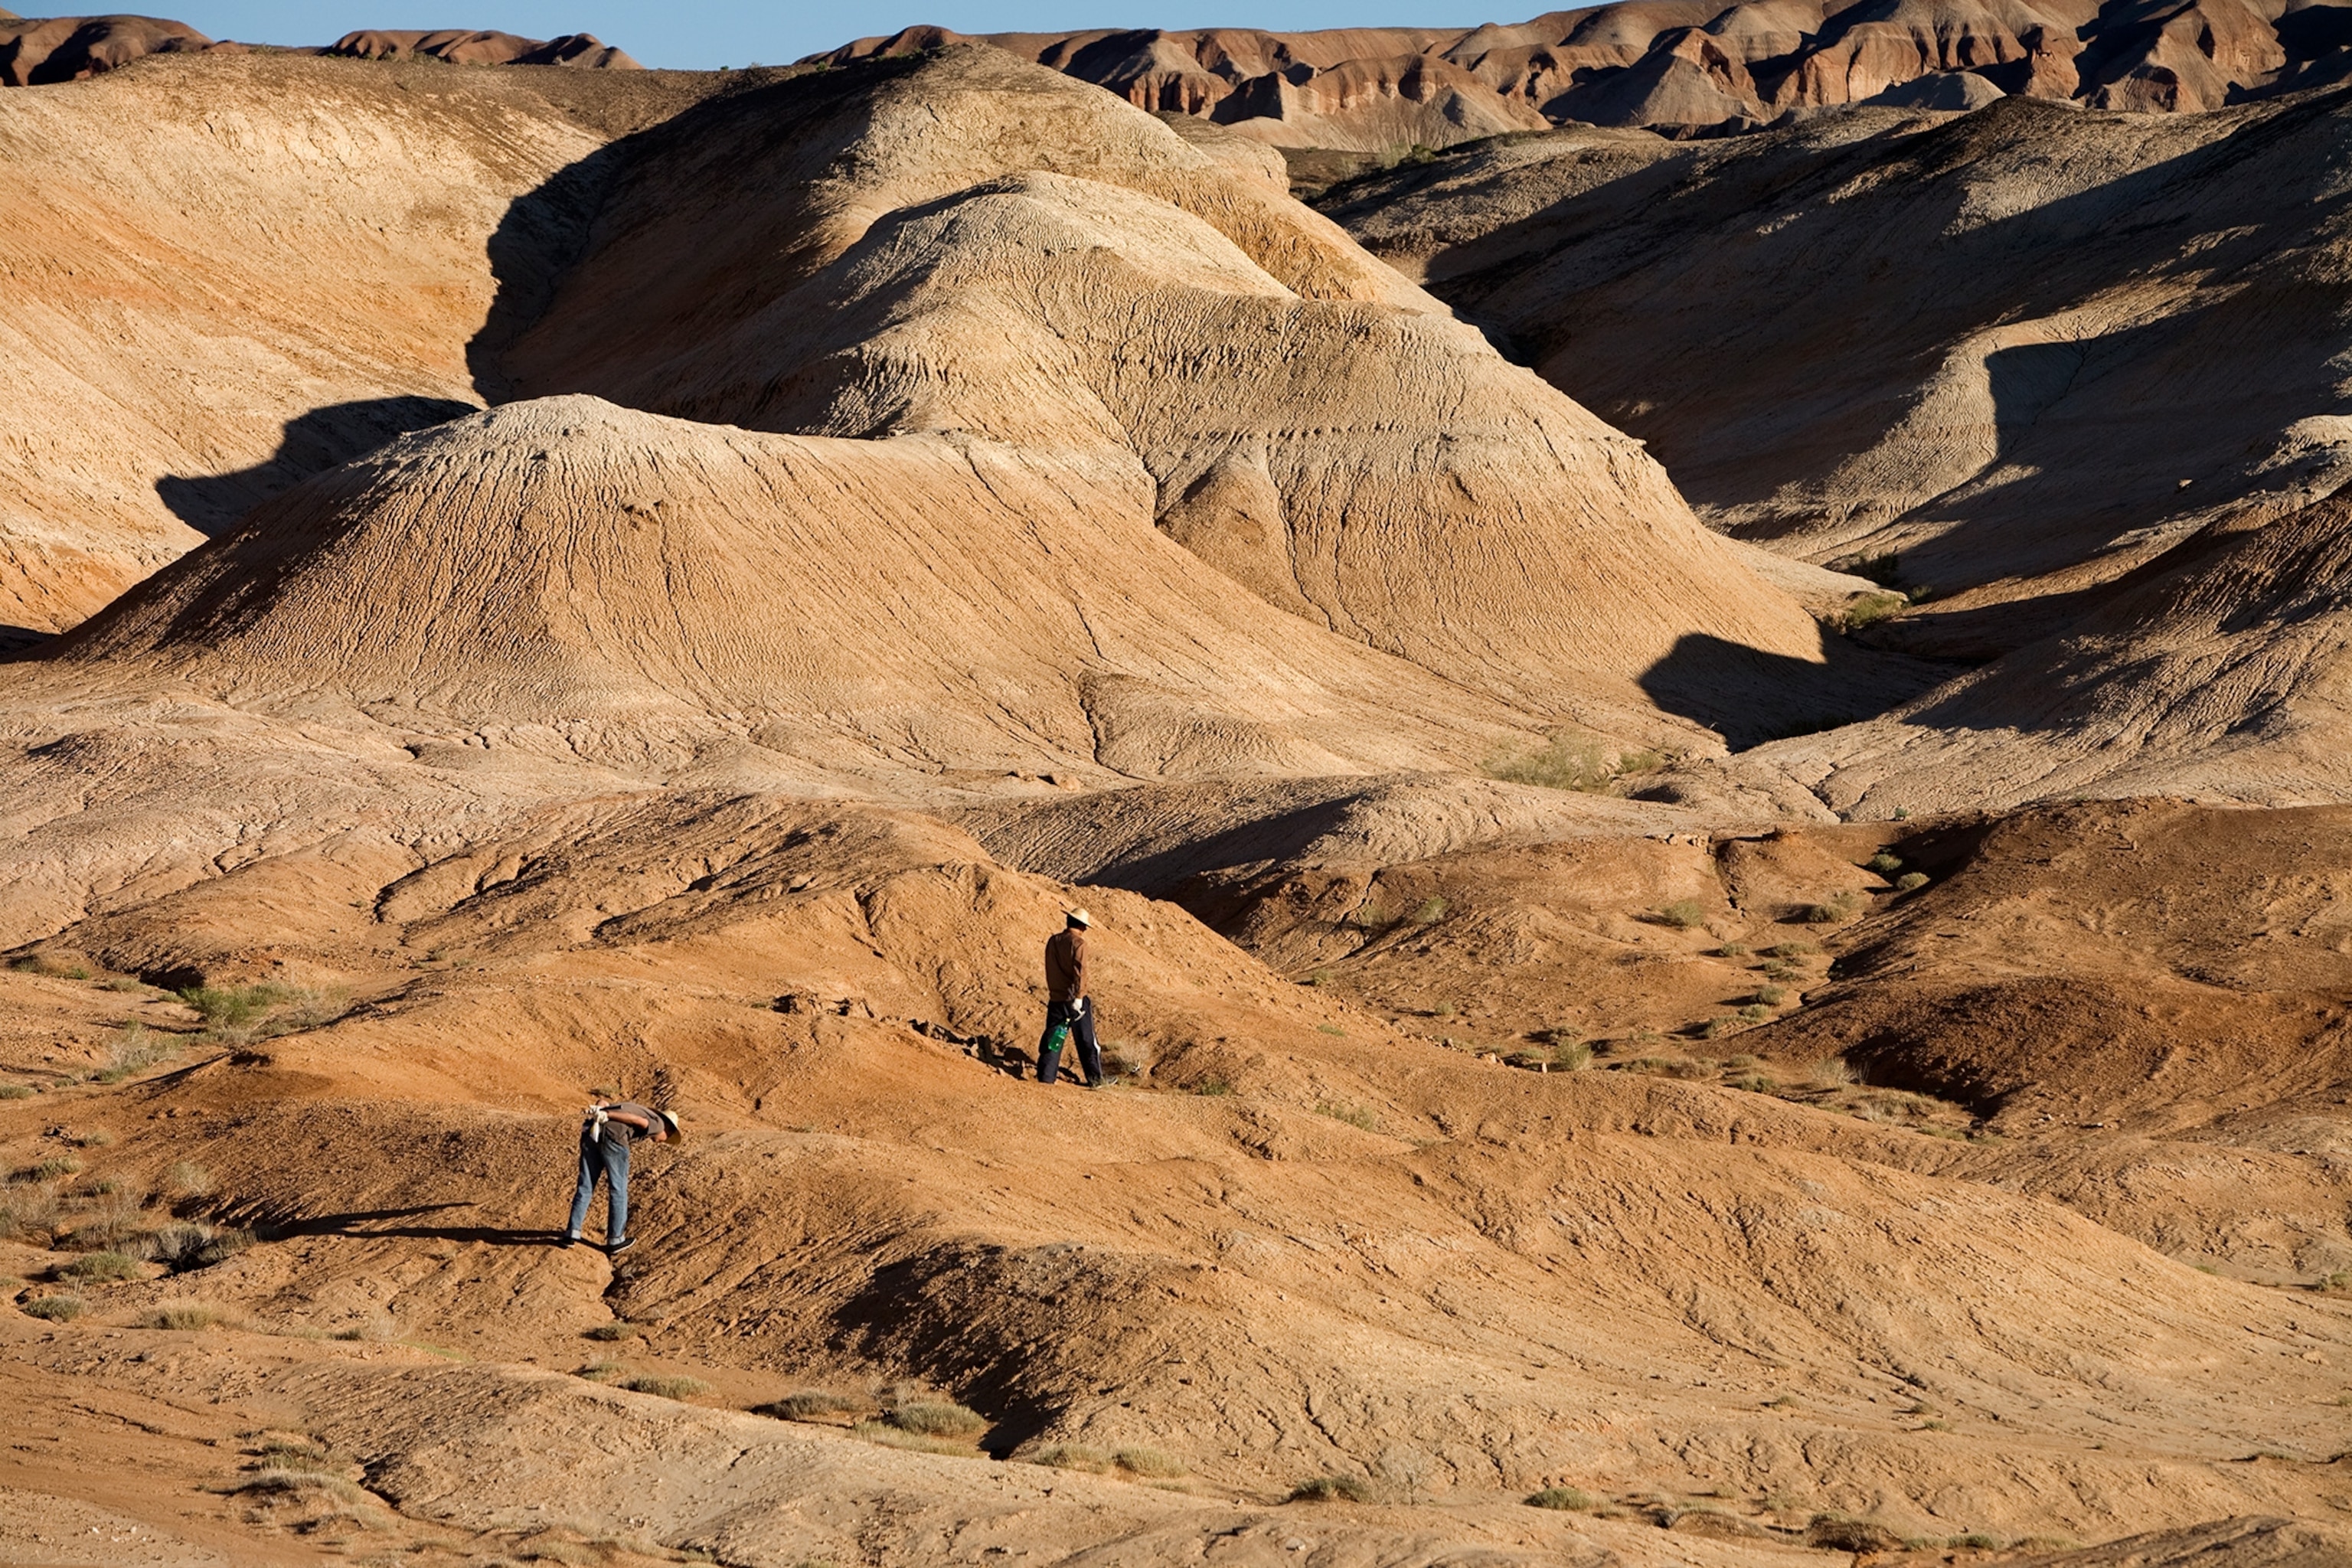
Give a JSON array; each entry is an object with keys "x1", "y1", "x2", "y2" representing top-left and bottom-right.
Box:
[
  {"x1": 566, "y1": 1099, "x2": 680, "y2": 1253},
  {"x1": 1038, "y1": 907, "x2": 1103, "y2": 1088}
]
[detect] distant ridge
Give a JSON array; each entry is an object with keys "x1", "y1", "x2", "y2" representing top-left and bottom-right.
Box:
[
  {"x1": 816, "y1": 2, "x2": 2352, "y2": 144},
  {"x1": 0, "y1": 14, "x2": 638, "y2": 85}
]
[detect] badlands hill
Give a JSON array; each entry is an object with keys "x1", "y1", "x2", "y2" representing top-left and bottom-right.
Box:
[
  {"x1": 1322, "y1": 75, "x2": 2352, "y2": 809},
  {"x1": 822, "y1": 0, "x2": 2352, "y2": 150},
  {"x1": 0, "y1": 31, "x2": 2347, "y2": 1568},
  {"x1": 1328, "y1": 87, "x2": 2352, "y2": 648}
]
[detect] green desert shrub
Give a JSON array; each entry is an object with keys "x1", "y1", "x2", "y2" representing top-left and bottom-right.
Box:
[
  {"x1": 60, "y1": 1250, "x2": 138, "y2": 1282},
  {"x1": 1842, "y1": 591, "x2": 1906, "y2": 632},
  {"x1": 584, "y1": 1321, "x2": 641, "y2": 1342},
  {"x1": 1315, "y1": 1100, "x2": 1379, "y2": 1132},
  {"x1": 1864, "y1": 851, "x2": 1903, "y2": 875},
  {"x1": 1802, "y1": 892, "x2": 1861, "y2": 924},
  {"x1": 1896, "y1": 871, "x2": 1929, "y2": 892},
  {"x1": 21, "y1": 1294, "x2": 84, "y2": 1321},
  {"x1": 1413, "y1": 897, "x2": 1449, "y2": 926},
  {"x1": 176, "y1": 982, "x2": 347, "y2": 1044},
  {"x1": 0, "y1": 1083, "x2": 34, "y2": 1100},
  {"x1": 622, "y1": 1375, "x2": 709, "y2": 1400},
  {"x1": 1652, "y1": 898, "x2": 1707, "y2": 929},
  {"x1": 1527, "y1": 1487, "x2": 1598, "y2": 1511}
]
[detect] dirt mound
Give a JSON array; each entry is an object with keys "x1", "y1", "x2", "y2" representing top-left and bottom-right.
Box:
[
  {"x1": 1325, "y1": 89, "x2": 2352, "y2": 665},
  {"x1": 328, "y1": 29, "x2": 641, "y2": 69},
  {"x1": 0, "y1": 14, "x2": 212, "y2": 86},
  {"x1": 56, "y1": 395, "x2": 1522, "y2": 785}
]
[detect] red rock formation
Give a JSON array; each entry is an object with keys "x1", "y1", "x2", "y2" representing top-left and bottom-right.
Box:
[
  {"x1": 0, "y1": 15, "x2": 211, "y2": 86},
  {"x1": 328, "y1": 30, "x2": 641, "y2": 70},
  {"x1": 816, "y1": 0, "x2": 2352, "y2": 142}
]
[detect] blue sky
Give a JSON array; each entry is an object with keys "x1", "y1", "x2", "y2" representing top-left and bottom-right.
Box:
[{"x1": 165, "y1": 4, "x2": 1520, "y2": 70}]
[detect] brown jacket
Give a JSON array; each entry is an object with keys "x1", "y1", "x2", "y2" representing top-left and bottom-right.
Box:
[{"x1": 1044, "y1": 927, "x2": 1089, "y2": 1001}]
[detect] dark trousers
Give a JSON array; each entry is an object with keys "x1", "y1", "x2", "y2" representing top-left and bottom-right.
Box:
[
  {"x1": 568, "y1": 1129, "x2": 631, "y2": 1240},
  {"x1": 1037, "y1": 998, "x2": 1102, "y2": 1086}
]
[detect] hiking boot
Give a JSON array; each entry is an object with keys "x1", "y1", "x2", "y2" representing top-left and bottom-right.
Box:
[
  {"x1": 606, "y1": 1236, "x2": 633, "y2": 1256},
  {"x1": 563, "y1": 1232, "x2": 584, "y2": 1246}
]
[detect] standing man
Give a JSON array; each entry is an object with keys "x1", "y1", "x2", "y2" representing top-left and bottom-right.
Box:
[
  {"x1": 1038, "y1": 908, "x2": 1104, "y2": 1088},
  {"x1": 566, "y1": 1099, "x2": 681, "y2": 1254}
]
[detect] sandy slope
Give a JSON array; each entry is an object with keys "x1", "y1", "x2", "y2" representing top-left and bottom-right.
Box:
[
  {"x1": 4, "y1": 795, "x2": 2348, "y2": 1560},
  {"x1": 0, "y1": 52, "x2": 715, "y2": 639}
]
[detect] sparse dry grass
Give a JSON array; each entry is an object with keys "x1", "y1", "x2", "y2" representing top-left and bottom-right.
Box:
[
  {"x1": 887, "y1": 1400, "x2": 985, "y2": 1437},
  {"x1": 1315, "y1": 1100, "x2": 1379, "y2": 1132},
  {"x1": 621, "y1": 1375, "x2": 708, "y2": 1400},
  {"x1": 1288, "y1": 1474, "x2": 1372, "y2": 1503},
  {"x1": 758, "y1": 1390, "x2": 864, "y2": 1422},
  {"x1": 163, "y1": 1160, "x2": 214, "y2": 1198},
  {"x1": 60, "y1": 1250, "x2": 138, "y2": 1281},
  {"x1": 177, "y1": 982, "x2": 348, "y2": 1044},
  {"x1": 1651, "y1": 898, "x2": 1707, "y2": 929},
  {"x1": 1027, "y1": 1443, "x2": 1111, "y2": 1472},
  {"x1": 1114, "y1": 1446, "x2": 1185, "y2": 1477},
  {"x1": 1802, "y1": 892, "x2": 1861, "y2": 924},
  {"x1": 1477, "y1": 728, "x2": 1664, "y2": 789},
  {"x1": 92, "y1": 1022, "x2": 176, "y2": 1083},
  {"x1": 852, "y1": 1420, "x2": 975, "y2": 1455},
  {"x1": 21, "y1": 1293, "x2": 83, "y2": 1321},
  {"x1": 143, "y1": 1299, "x2": 234, "y2": 1330},
  {"x1": 1527, "y1": 1486, "x2": 1598, "y2": 1511}
]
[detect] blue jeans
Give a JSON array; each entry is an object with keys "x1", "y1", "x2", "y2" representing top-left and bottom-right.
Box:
[
  {"x1": 567, "y1": 1129, "x2": 631, "y2": 1240},
  {"x1": 1037, "y1": 998, "x2": 1102, "y2": 1086}
]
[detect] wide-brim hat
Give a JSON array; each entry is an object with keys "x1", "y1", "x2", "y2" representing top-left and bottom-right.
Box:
[
  {"x1": 657, "y1": 1109, "x2": 683, "y2": 1142},
  {"x1": 1067, "y1": 908, "x2": 1092, "y2": 927}
]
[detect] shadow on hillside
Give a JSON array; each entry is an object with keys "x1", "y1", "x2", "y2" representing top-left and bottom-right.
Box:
[
  {"x1": 155, "y1": 396, "x2": 475, "y2": 537},
  {"x1": 465, "y1": 57, "x2": 929, "y2": 403},
  {"x1": 253, "y1": 1201, "x2": 563, "y2": 1247},
  {"x1": 0, "y1": 624, "x2": 51, "y2": 658},
  {"x1": 1640, "y1": 632, "x2": 1947, "y2": 747}
]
